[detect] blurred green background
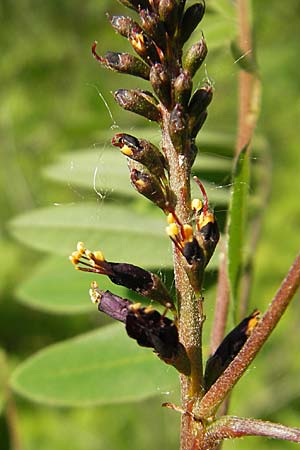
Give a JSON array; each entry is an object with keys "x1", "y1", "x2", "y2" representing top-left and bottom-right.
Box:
[{"x1": 0, "y1": 0, "x2": 300, "y2": 449}]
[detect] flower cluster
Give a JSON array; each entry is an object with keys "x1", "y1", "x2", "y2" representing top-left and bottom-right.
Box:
[
  {"x1": 69, "y1": 0, "x2": 264, "y2": 408},
  {"x1": 166, "y1": 177, "x2": 219, "y2": 293}
]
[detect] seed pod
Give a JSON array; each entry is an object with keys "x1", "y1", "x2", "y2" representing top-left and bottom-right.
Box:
[
  {"x1": 112, "y1": 132, "x2": 167, "y2": 180},
  {"x1": 184, "y1": 35, "x2": 207, "y2": 78},
  {"x1": 114, "y1": 89, "x2": 161, "y2": 122},
  {"x1": 130, "y1": 167, "x2": 168, "y2": 211},
  {"x1": 158, "y1": 0, "x2": 179, "y2": 37},
  {"x1": 169, "y1": 103, "x2": 188, "y2": 152},
  {"x1": 149, "y1": 63, "x2": 171, "y2": 106},
  {"x1": 174, "y1": 70, "x2": 193, "y2": 108},
  {"x1": 204, "y1": 310, "x2": 260, "y2": 390},
  {"x1": 92, "y1": 43, "x2": 150, "y2": 80},
  {"x1": 180, "y1": 2, "x2": 205, "y2": 44}
]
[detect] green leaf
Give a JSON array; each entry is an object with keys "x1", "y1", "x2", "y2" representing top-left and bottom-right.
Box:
[
  {"x1": 10, "y1": 324, "x2": 179, "y2": 406},
  {"x1": 227, "y1": 146, "x2": 250, "y2": 321},
  {"x1": 16, "y1": 256, "x2": 141, "y2": 314},
  {"x1": 9, "y1": 202, "x2": 172, "y2": 268}
]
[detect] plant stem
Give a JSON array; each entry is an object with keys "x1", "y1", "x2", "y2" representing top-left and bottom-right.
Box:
[
  {"x1": 161, "y1": 106, "x2": 204, "y2": 450},
  {"x1": 210, "y1": 244, "x2": 230, "y2": 354},
  {"x1": 236, "y1": 0, "x2": 260, "y2": 156},
  {"x1": 196, "y1": 255, "x2": 300, "y2": 419},
  {"x1": 205, "y1": 415, "x2": 300, "y2": 444}
]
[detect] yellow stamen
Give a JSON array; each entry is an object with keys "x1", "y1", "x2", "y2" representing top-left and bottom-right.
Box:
[
  {"x1": 198, "y1": 212, "x2": 215, "y2": 229},
  {"x1": 76, "y1": 241, "x2": 85, "y2": 254},
  {"x1": 129, "y1": 302, "x2": 142, "y2": 312},
  {"x1": 121, "y1": 145, "x2": 133, "y2": 156},
  {"x1": 93, "y1": 250, "x2": 105, "y2": 262},
  {"x1": 167, "y1": 212, "x2": 176, "y2": 224},
  {"x1": 192, "y1": 198, "x2": 203, "y2": 212},
  {"x1": 183, "y1": 224, "x2": 194, "y2": 242},
  {"x1": 246, "y1": 310, "x2": 260, "y2": 335},
  {"x1": 89, "y1": 286, "x2": 102, "y2": 304},
  {"x1": 144, "y1": 305, "x2": 154, "y2": 314},
  {"x1": 166, "y1": 223, "x2": 179, "y2": 238}
]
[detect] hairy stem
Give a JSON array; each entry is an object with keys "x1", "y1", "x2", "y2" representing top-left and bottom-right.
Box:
[
  {"x1": 196, "y1": 255, "x2": 300, "y2": 419},
  {"x1": 161, "y1": 106, "x2": 204, "y2": 450},
  {"x1": 205, "y1": 415, "x2": 300, "y2": 445}
]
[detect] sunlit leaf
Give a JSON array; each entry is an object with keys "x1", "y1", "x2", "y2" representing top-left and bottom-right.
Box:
[
  {"x1": 9, "y1": 202, "x2": 173, "y2": 268},
  {"x1": 11, "y1": 324, "x2": 179, "y2": 406},
  {"x1": 227, "y1": 146, "x2": 250, "y2": 322}
]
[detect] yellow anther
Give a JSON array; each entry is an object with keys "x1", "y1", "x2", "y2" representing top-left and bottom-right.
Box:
[
  {"x1": 183, "y1": 224, "x2": 193, "y2": 242},
  {"x1": 69, "y1": 255, "x2": 79, "y2": 265},
  {"x1": 91, "y1": 281, "x2": 99, "y2": 289},
  {"x1": 129, "y1": 302, "x2": 142, "y2": 312},
  {"x1": 93, "y1": 250, "x2": 105, "y2": 262},
  {"x1": 191, "y1": 198, "x2": 203, "y2": 212},
  {"x1": 89, "y1": 286, "x2": 102, "y2": 304},
  {"x1": 246, "y1": 310, "x2": 260, "y2": 335},
  {"x1": 121, "y1": 145, "x2": 133, "y2": 156},
  {"x1": 132, "y1": 34, "x2": 145, "y2": 52},
  {"x1": 144, "y1": 305, "x2": 154, "y2": 314},
  {"x1": 167, "y1": 212, "x2": 176, "y2": 224},
  {"x1": 76, "y1": 241, "x2": 85, "y2": 254},
  {"x1": 84, "y1": 249, "x2": 94, "y2": 259},
  {"x1": 198, "y1": 212, "x2": 215, "y2": 229},
  {"x1": 166, "y1": 223, "x2": 179, "y2": 238},
  {"x1": 135, "y1": 179, "x2": 147, "y2": 188}
]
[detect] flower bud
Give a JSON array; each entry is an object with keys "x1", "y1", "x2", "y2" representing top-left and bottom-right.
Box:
[
  {"x1": 89, "y1": 285, "x2": 190, "y2": 374},
  {"x1": 130, "y1": 167, "x2": 168, "y2": 211},
  {"x1": 129, "y1": 25, "x2": 161, "y2": 65},
  {"x1": 174, "y1": 70, "x2": 193, "y2": 108},
  {"x1": 193, "y1": 177, "x2": 220, "y2": 266},
  {"x1": 91, "y1": 288, "x2": 132, "y2": 323},
  {"x1": 184, "y1": 35, "x2": 207, "y2": 78},
  {"x1": 114, "y1": 89, "x2": 161, "y2": 122},
  {"x1": 139, "y1": 9, "x2": 167, "y2": 49},
  {"x1": 126, "y1": 304, "x2": 191, "y2": 374},
  {"x1": 169, "y1": 103, "x2": 188, "y2": 152},
  {"x1": 188, "y1": 86, "x2": 213, "y2": 137},
  {"x1": 149, "y1": 63, "x2": 171, "y2": 106},
  {"x1": 92, "y1": 43, "x2": 150, "y2": 80},
  {"x1": 158, "y1": 0, "x2": 179, "y2": 37},
  {"x1": 112, "y1": 132, "x2": 167, "y2": 180},
  {"x1": 204, "y1": 310, "x2": 260, "y2": 390},
  {"x1": 108, "y1": 14, "x2": 135, "y2": 38},
  {"x1": 180, "y1": 2, "x2": 205, "y2": 44}
]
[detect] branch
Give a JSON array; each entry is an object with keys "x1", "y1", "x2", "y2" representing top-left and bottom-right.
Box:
[
  {"x1": 205, "y1": 416, "x2": 300, "y2": 444},
  {"x1": 196, "y1": 255, "x2": 300, "y2": 419}
]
